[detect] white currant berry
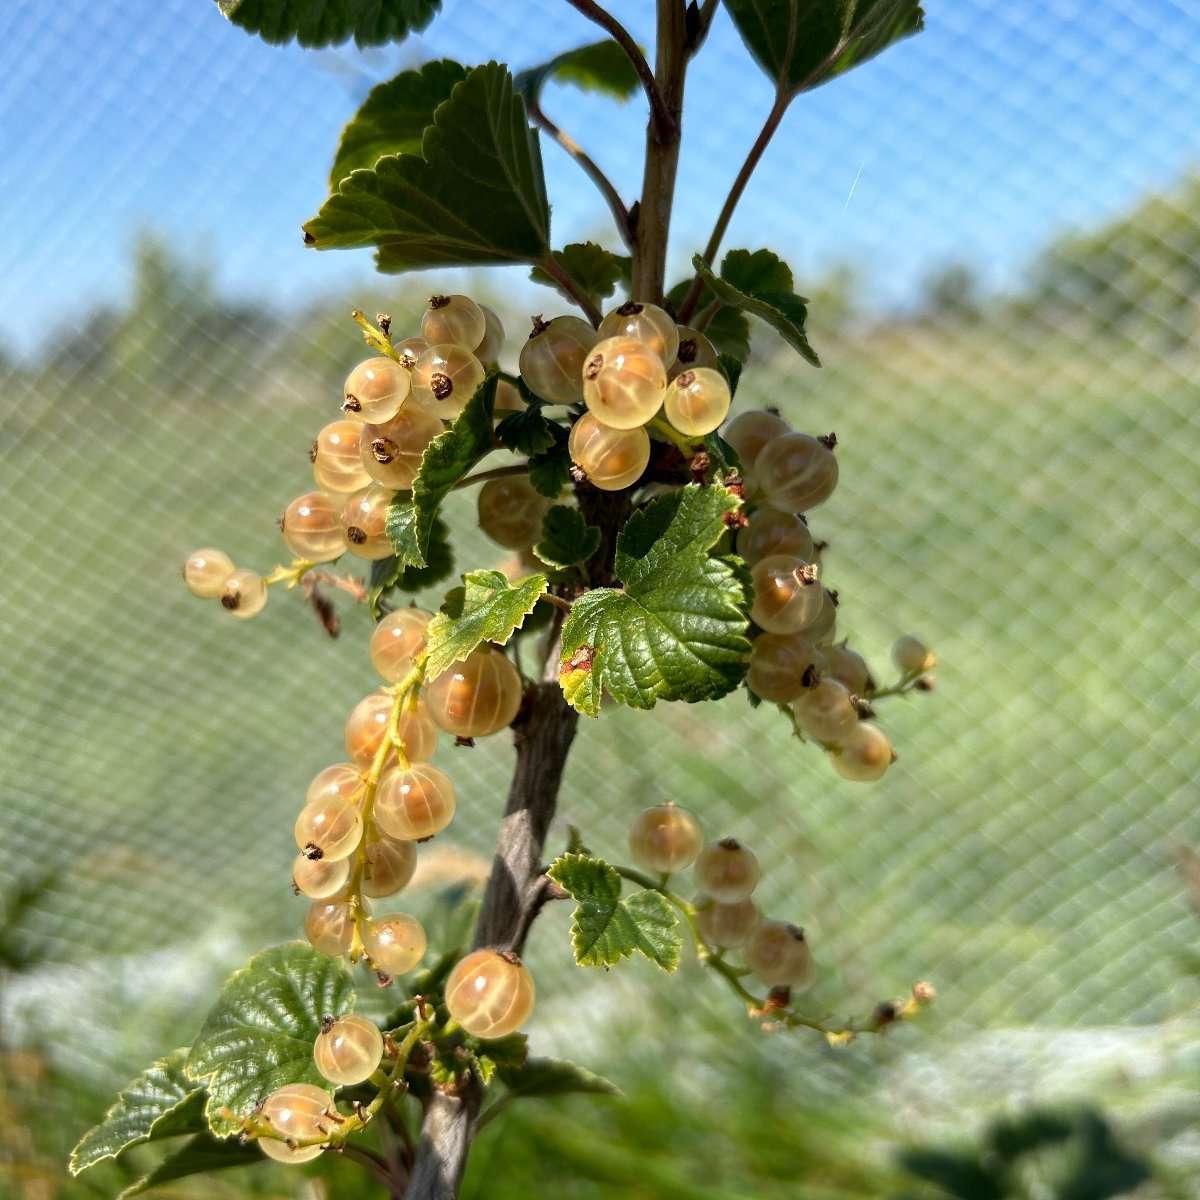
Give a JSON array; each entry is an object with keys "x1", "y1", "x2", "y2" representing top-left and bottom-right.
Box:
[
  {"x1": 721, "y1": 409, "x2": 790, "y2": 481},
  {"x1": 694, "y1": 838, "x2": 761, "y2": 903},
  {"x1": 360, "y1": 833, "x2": 417, "y2": 898},
  {"x1": 829, "y1": 721, "x2": 895, "y2": 782},
  {"x1": 312, "y1": 419, "x2": 372, "y2": 495},
  {"x1": 628, "y1": 803, "x2": 703, "y2": 875},
  {"x1": 749, "y1": 554, "x2": 824, "y2": 634},
  {"x1": 183, "y1": 548, "x2": 235, "y2": 598},
  {"x1": 313, "y1": 1014, "x2": 384, "y2": 1087},
  {"x1": 444, "y1": 949, "x2": 535, "y2": 1039},
  {"x1": 597, "y1": 301, "x2": 679, "y2": 365},
  {"x1": 394, "y1": 336, "x2": 427, "y2": 371},
  {"x1": 424, "y1": 647, "x2": 523, "y2": 739},
  {"x1": 411, "y1": 344, "x2": 485, "y2": 420},
  {"x1": 668, "y1": 326, "x2": 719, "y2": 379},
  {"x1": 258, "y1": 1082, "x2": 335, "y2": 1163},
  {"x1": 478, "y1": 475, "x2": 550, "y2": 550},
  {"x1": 421, "y1": 294, "x2": 486, "y2": 350},
  {"x1": 756, "y1": 432, "x2": 839, "y2": 513},
  {"x1": 220, "y1": 569, "x2": 267, "y2": 619},
  {"x1": 294, "y1": 797, "x2": 363, "y2": 863},
  {"x1": 306, "y1": 762, "x2": 363, "y2": 807},
  {"x1": 292, "y1": 852, "x2": 352, "y2": 900},
  {"x1": 342, "y1": 357, "x2": 411, "y2": 423},
  {"x1": 892, "y1": 636, "x2": 936, "y2": 674},
  {"x1": 822, "y1": 642, "x2": 872, "y2": 696},
  {"x1": 568, "y1": 412, "x2": 650, "y2": 491},
  {"x1": 374, "y1": 763, "x2": 456, "y2": 840},
  {"x1": 793, "y1": 676, "x2": 859, "y2": 744},
  {"x1": 344, "y1": 690, "x2": 438, "y2": 769},
  {"x1": 339, "y1": 486, "x2": 394, "y2": 560},
  {"x1": 474, "y1": 304, "x2": 506, "y2": 363},
  {"x1": 695, "y1": 895, "x2": 760, "y2": 950},
  {"x1": 664, "y1": 367, "x2": 731, "y2": 436},
  {"x1": 736, "y1": 508, "x2": 814, "y2": 567},
  {"x1": 359, "y1": 405, "x2": 443, "y2": 490},
  {"x1": 518, "y1": 315, "x2": 595, "y2": 405},
  {"x1": 581, "y1": 336, "x2": 667, "y2": 430},
  {"x1": 746, "y1": 632, "x2": 820, "y2": 703},
  {"x1": 803, "y1": 588, "x2": 839, "y2": 645},
  {"x1": 362, "y1": 912, "x2": 427, "y2": 976},
  {"x1": 281, "y1": 492, "x2": 344, "y2": 563},
  {"x1": 369, "y1": 608, "x2": 433, "y2": 684},
  {"x1": 745, "y1": 920, "x2": 816, "y2": 991},
  {"x1": 305, "y1": 894, "x2": 358, "y2": 956}
]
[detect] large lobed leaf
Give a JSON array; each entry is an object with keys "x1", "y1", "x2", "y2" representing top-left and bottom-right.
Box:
[
  {"x1": 723, "y1": 0, "x2": 924, "y2": 95},
  {"x1": 559, "y1": 485, "x2": 751, "y2": 716},
  {"x1": 70, "y1": 1049, "x2": 205, "y2": 1174},
  {"x1": 118, "y1": 1134, "x2": 263, "y2": 1198},
  {"x1": 217, "y1": 0, "x2": 440, "y2": 48},
  {"x1": 547, "y1": 854, "x2": 681, "y2": 971},
  {"x1": 305, "y1": 63, "x2": 550, "y2": 273},
  {"x1": 424, "y1": 569, "x2": 548, "y2": 679},
  {"x1": 185, "y1": 943, "x2": 355, "y2": 1137}
]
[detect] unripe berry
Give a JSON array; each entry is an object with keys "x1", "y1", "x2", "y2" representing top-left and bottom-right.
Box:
[
  {"x1": 424, "y1": 647, "x2": 523, "y2": 739},
  {"x1": 756, "y1": 433, "x2": 839, "y2": 513},
  {"x1": 362, "y1": 912, "x2": 427, "y2": 975},
  {"x1": 258, "y1": 1082, "x2": 335, "y2": 1163},
  {"x1": 749, "y1": 554, "x2": 824, "y2": 634},
  {"x1": 829, "y1": 721, "x2": 894, "y2": 782},
  {"x1": 182, "y1": 548, "x2": 235, "y2": 598},
  {"x1": 281, "y1": 491, "x2": 344, "y2": 563},
  {"x1": 444, "y1": 949, "x2": 536, "y2": 1039},
  {"x1": 628, "y1": 803, "x2": 703, "y2": 875},
  {"x1": 581, "y1": 337, "x2": 667, "y2": 430},
  {"x1": 313, "y1": 1014, "x2": 384, "y2": 1087},
  {"x1": 892, "y1": 635, "x2": 936, "y2": 674},
  {"x1": 694, "y1": 838, "x2": 761, "y2": 903},
  {"x1": 421, "y1": 293, "x2": 486, "y2": 350},
  {"x1": 220, "y1": 569, "x2": 267, "y2": 619},
  {"x1": 568, "y1": 412, "x2": 650, "y2": 491},
  {"x1": 342, "y1": 356, "x2": 411, "y2": 423},
  {"x1": 597, "y1": 301, "x2": 679, "y2": 365},
  {"x1": 745, "y1": 920, "x2": 816, "y2": 991},
  {"x1": 519, "y1": 315, "x2": 595, "y2": 405},
  {"x1": 695, "y1": 895, "x2": 760, "y2": 950}
]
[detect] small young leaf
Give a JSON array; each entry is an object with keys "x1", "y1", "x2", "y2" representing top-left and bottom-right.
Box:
[
  {"x1": 558, "y1": 485, "x2": 751, "y2": 716},
  {"x1": 368, "y1": 515, "x2": 455, "y2": 614},
  {"x1": 70, "y1": 1050, "x2": 205, "y2": 1174},
  {"x1": 547, "y1": 854, "x2": 682, "y2": 971},
  {"x1": 716, "y1": 353, "x2": 744, "y2": 399},
  {"x1": 530, "y1": 243, "x2": 631, "y2": 311},
  {"x1": 703, "y1": 429, "x2": 743, "y2": 478},
  {"x1": 217, "y1": 0, "x2": 441, "y2": 48},
  {"x1": 386, "y1": 375, "x2": 498, "y2": 568},
  {"x1": 535, "y1": 506, "x2": 601, "y2": 569},
  {"x1": 496, "y1": 404, "x2": 559, "y2": 456},
  {"x1": 527, "y1": 426, "x2": 573, "y2": 498},
  {"x1": 184, "y1": 942, "x2": 354, "y2": 1136},
  {"x1": 515, "y1": 40, "x2": 641, "y2": 105},
  {"x1": 305, "y1": 63, "x2": 551, "y2": 274},
  {"x1": 424, "y1": 569, "x2": 548, "y2": 679},
  {"x1": 117, "y1": 1133, "x2": 263, "y2": 1198},
  {"x1": 496, "y1": 1056, "x2": 622, "y2": 1100},
  {"x1": 720, "y1": 247, "x2": 797, "y2": 296},
  {"x1": 723, "y1": 0, "x2": 924, "y2": 95},
  {"x1": 329, "y1": 59, "x2": 467, "y2": 186},
  {"x1": 692, "y1": 255, "x2": 820, "y2": 366}
]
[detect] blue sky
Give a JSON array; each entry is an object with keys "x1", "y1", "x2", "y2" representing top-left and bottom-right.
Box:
[{"x1": 1, "y1": 0, "x2": 1198, "y2": 354}]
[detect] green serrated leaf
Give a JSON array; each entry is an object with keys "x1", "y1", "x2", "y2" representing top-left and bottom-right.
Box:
[
  {"x1": 721, "y1": 247, "x2": 796, "y2": 296},
  {"x1": 527, "y1": 427, "x2": 573, "y2": 498},
  {"x1": 535, "y1": 505, "x2": 601, "y2": 569},
  {"x1": 716, "y1": 353, "x2": 744, "y2": 399},
  {"x1": 496, "y1": 404, "x2": 559, "y2": 456},
  {"x1": 704, "y1": 429, "x2": 743, "y2": 477},
  {"x1": 368, "y1": 515, "x2": 455, "y2": 614},
  {"x1": 558, "y1": 485, "x2": 751, "y2": 715},
  {"x1": 305, "y1": 63, "x2": 550, "y2": 274},
  {"x1": 515, "y1": 40, "x2": 640, "y2": 105},
  {"x1": 70, "y1": 1050, "x2": 204, "y2": 1174},
  {"x1": 496, "y1": 1056, "x2": 621, "y2": 1100},
  {"x1": 424, "y1": 570, "x2": 548, "y2": 678},
  {"x1": 547, "y1": 854, "x2": 681, "y2": 971},
  {"x1": 117, "y1": 1133, "x2": 263, "y2": 1198},
  {"x1": 217, "y1": 0, "x2": 440, "y2": 48},
  {"x1": 723, "y1": 0, "x2": 924, "y2": 95},
  {"x1": 667, "y1": 277, "x2": 752, "y2": 360},
  {"x1": 530, "y1": 242, "x2": 631, "y2": 310},
  {"x1": 185, "y1": 943, "x2": 354, "y2": 1136},
  {"x1": 693, "y1": 255, "x2": 820, "y2": 366},
  {"x1": 330, "y1": 59, "x2": 466, "y2": 186},
  {"x1": 386, "y1": 375, "x2": 498, "y2": 568}
]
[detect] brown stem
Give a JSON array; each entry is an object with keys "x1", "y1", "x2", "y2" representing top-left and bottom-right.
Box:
[{"x1": 537, "y1": 253, "x2": 603, "y2": 327}]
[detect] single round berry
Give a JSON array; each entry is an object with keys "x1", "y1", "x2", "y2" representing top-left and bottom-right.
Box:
[
  {"x1": 411, "y1": 344, "x2": 485, "y2": 420},
  {"x1": 444, "y1": 949, "x2": 535, "y2": 1039},
  {"x1": 294, "y1": 796, "x2": 363, "y2": 862},
  {"x1": 695, "y1": 895, "x2": 760, "y2": 950},
  {"x1": 339, "y1": 486, "x2": 394, "y2": 560},
  {"x1": 829, "y1": 721, "x2": 894, "y2": 782},
  {"x1": 343, "y1": 356, "x2": 411, "y2": 423},
  {"x1": 749, "y1": 554, "x2": 824, "y2": 634},
  {"x1": 306, "y1": 762, "x2": 363, "y2": 807},
  {"x1": 362, "y1": 912, "x2": 427, "y2": 975},
  {"x1": 721, "y1": 409, "x2": 790, "y2": 481},
  {"x1": 756, "y1": 433, "x2": 839, "y2": 513},
  {"x1": 258, "y1": 1082, "x2": 335, "y2": 1163},
  {"x1": 312, "y1": 419, "x2": 372, "y2": 495},
  {"x1": 421, "y1": 294, "x2": 486, "y2": 350},
  {"x1": 394, "y1": 336, "x2": 427, "y2": 370},
  {"x1": 478, "y1": 475, "x2": 550, "y2": 550},
  {"x1": 220, "y1": 569, "x2": 267, "y2": 619},
  {"x1": 745, "y1": 920, "x2": 816, "y2": 990},
  {"x1": 183, "y1": 548, "x2": 235, "y2": 598},
  {"x1": 694, "y1": 838, "x2": 761, "y2": 904},
  {"x1": 793, "y1": 676, "x2": 859, "y2": 744},
  {"x1": 519, "y1": 315, "x2": 595, "y2": 405},
  {"x1": 344, "y1": 690, "x2": 438, "y2": 769},
  {"x1": 664, "y1": 367, "x2": 731, "y2": 436},
  {"x1": 361, "y1": 833, "x2": 417, "y2": 898},
  {"x1": 374, "y1": 763, "x2": 456, "y2": 840},
  {"x1": 892, "y1": 635, "x2": 936, "y2": 674},
  {"x1": 292, "y1": 852, "x2": 352, "y2": 900},
  {"x1": 281, "y1": 491, "x2": 344, "y2": 563},
  {"x1": 359, "y1": 405, "x2": 443, "y2": 491},
  {"x1": 597, "y1": 301, "x2": 679, "y2": 366},
  {"x1": 369, "y1": 608, "x2": 433, "y2": 684},
  {"x1": 822, "y1": 642, "x2": 872, "y2": 696},
  {"x1": 736, "y1": 509, "x2": 815, "y2": 567},
  {"x1": 474, "y1": 304, "x2": 506, "y2": 363},
  {"x1": 804, "y1": 589, "x2": 839, "y2": 645},
  {"x1": 313, "y1": 1014, "x2": 384, "y2": 1087},
  {"x1": 305, "y1": 894, "x2": 357, "y2": 956},
  {"x1": 747, "y1": 633, "x2": 820, "y2": 704},
  {"x1": 424, "y1": 647, "x2": 523, "y2": 739},
  {"x1": 669, "y1": 326, "x2": 719, "y2": 379},
  {"x1": 581, "y1": 336, "x2": 667, "y2": 430},
  {"x1": 628, "y1": 803, "x2": 703, "y2": 875},
  {"x1": 568, "y1": 412, "x2": 650, "y2": 491}
]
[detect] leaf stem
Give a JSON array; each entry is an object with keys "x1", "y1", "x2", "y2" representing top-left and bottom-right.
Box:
[
  {"x1": 451, "y1": 463, "x2": 532, "y2": 492},
  {"x1": 562, "y1": 0, "x2": 678, "y2": 142},
  {"x1": 537, "y1": 253, "x2": 603, "y2": 326}
]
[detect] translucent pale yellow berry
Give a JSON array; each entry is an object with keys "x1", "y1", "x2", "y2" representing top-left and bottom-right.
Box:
[
  {"x1": 749, "y1": 554, "x2": 824, "y2": 634},
  {"x1": 519, "y1": 315, "x2": 595, "y2": 405},
  {"x1": 892, "y1": 636, "x2": 936, "y2": 674},
  {"x1": 721, "y1": 409, "x2": 789, "y2": 478},
  {"x1": 394, "y1": 336, "x2": 426, "y2": 370},
  {"x1": 292, "y1": 852, "x2": 351, "y2": 900},
  {"x1": 421, "y1": 294, "x2": 486, "y2": 350},
  {"x1": 792, "y1": 676, "x2": 859, "y2": 744},
  {"x1": 478, "y1": 475, "x2": 550, "y2": 550},
  {"x1": 343, "y1": 357, "x2": 411, "y2": 423},
  {"x1": 183, "y1": 548, "x2": 235, "y2": 598},
  {"x1": 829, "y1": 721, "x2": 894, "y2": 781},
  {"x1": 597, "y1": 301, "x2": 679, "y2": 365},
  {"x1": 822, "y1": 642, "x2": 872, "y2": 696},
  {"x1": 362, "y1": 913, "x2": 427, "y2": 976},
  {"x1": 374, "y1": 763, "x2": 456, "y2": 840},
  {"x1": 424, "y1": 648, "x2": 523, "y2": 739},
  {"x1": 369, "y1": 608, "x2": 433, "y2": 684},
  {"x1": 581, "y1": 337, "x2": 667, "y2": 429},
  {"x1": 340, "y1": 486, "x2": 394, "y2": 560},
  {"x1": 669, "y1": 326, "x2": 719, "y2": 379},
  {"x1": 257, "y1": 1082, "x2": 335, "y2": 1163},
  {"x1": 312, "y1": 419, "x2": 372, "y2": 495},
  {"x1": 737, "y1": 509, "x2": 814, "y2": 567},
  {"x1": 411, "y1": 344, "x2": 485, "y2": 420},
  {"x1": 313, "y1": 1014, "x2": 384, "y2": 1087},
  {"x1": 344, "y1": 690, "x2": 438, "y2": 769},
  {"x1": 361, "y1": 834, "x2": 417, "y2": 898},
  {"x1": 305, "y1": 894, "x2": 357, "y2": 956},
  {"x1": 220, "y1": 569, "x2": 267, "y2": 619},
  {"x1": 359, "y1": 405, "x2": 443, "y2": 490},
  {"x1": 568, "y1": 412, "x2": 650, "y2": 491},
  {"x1": 306, "y1": 762, "x2": 363, "y2": 807},
  {"x1": 756, "y1": 433, "x2": 839, "y2": 513},
  {"x1": 746, "y1": 633, "x2": 820, "y2": 703},
  {"x1": 474, "y1": 304, "x2": 506, "y2": 363},
  {"x1": 294, "y1": 797, "x2": 363, "y2": 862},
  {"x1": 281, "y1": 492, "x2": 344, "y2": 563},
  {"x1": 628, "y1": 803, "x2": 703, "y2": 875},
  {"x1": 664, "y1": 367, "x2": 731, "y2": 436},
  {"x1": 444, "y1": 949, "x2": 536, "y2": 1039}
]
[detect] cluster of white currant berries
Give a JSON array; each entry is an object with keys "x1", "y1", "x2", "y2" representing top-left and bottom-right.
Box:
[{"x1": 629, "y1": 802, "x2": 815, "y2": 992}]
